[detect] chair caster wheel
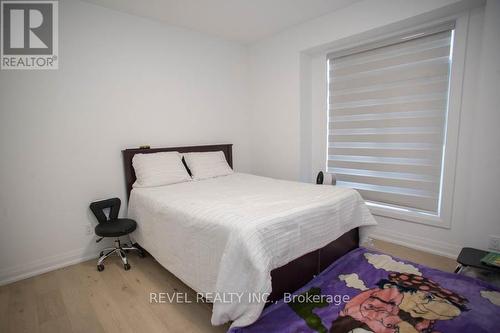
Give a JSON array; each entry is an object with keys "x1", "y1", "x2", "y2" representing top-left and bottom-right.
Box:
[
  {"x1": 97, "y1": 264, "x2": 104, "y2": 272},
  {"x1": 124, "y1": 263, "x2": 131, "y2": 271}
]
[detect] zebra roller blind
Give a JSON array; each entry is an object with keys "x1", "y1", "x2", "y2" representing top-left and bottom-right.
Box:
[{"x1": 327, "y1": 28, "x2": 453, "y2": 213}]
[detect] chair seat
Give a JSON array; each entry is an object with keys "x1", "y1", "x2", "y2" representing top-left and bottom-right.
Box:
[{"x1": 95, "y1": 218, "x2": 137, "y2": 237}]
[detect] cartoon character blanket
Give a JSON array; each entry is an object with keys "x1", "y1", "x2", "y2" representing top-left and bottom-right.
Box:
[{"x1": 230, "y1": 248, "x2": 500, "y2": 333}]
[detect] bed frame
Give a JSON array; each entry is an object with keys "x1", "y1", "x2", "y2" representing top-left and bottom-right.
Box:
[{"x1": 122, "y1": 144, "x2": 358, "y2": 303}]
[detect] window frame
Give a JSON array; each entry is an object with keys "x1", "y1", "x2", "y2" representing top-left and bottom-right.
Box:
[{"x1": 325, "y1": 15, "x2": 469, "y2": 229}]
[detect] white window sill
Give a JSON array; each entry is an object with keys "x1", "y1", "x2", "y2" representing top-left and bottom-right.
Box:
[{"x1": 366, "y1": 201, "x2": 451, "y2": 229}]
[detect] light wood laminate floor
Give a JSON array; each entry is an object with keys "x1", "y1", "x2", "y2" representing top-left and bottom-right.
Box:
[{"x1": 0, "y1": 240, "x2": 457, "y2": 333}]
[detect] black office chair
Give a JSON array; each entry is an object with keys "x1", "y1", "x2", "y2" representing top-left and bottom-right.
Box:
[{"x1": 90, "y1": 198, "x2": 144, "y2": 271}]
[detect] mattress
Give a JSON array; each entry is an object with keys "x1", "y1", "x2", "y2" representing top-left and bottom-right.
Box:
[{"x1": 127, "y1": 173, "x2": 377, "y2": 327}]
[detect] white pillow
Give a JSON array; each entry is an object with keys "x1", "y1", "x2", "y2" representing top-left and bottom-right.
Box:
[
  {"x1": 132, "y1": 151, "x2": 191, "y2": 188},
  {"x1": 183, "y1": 151, "x2": 233, "y2": 180}
]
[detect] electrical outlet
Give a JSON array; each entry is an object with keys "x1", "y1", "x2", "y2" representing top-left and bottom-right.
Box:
[
  {"x1": 488, "y1": 236, "x2": 500, "y2": 252},
  {"x1": 85, "y1": 223, "x2": 94, "y2": 236}
]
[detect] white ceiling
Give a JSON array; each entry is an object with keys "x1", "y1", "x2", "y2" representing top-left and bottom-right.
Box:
[{"x1": 82, "y1": 0, "x2": 361, "y2": 43}]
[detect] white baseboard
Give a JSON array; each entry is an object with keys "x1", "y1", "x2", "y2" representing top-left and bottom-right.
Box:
[
  {"x1": 369, "y1": 227, "x2": 461, "y2": 259},
  {"x1": 0, "y1": 248, "x2": 99, "y2": 286}
]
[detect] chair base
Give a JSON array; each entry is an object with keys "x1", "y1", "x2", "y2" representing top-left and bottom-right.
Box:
[{"x1": 97, "y1": 238, "x2": 145, "y2": 271}]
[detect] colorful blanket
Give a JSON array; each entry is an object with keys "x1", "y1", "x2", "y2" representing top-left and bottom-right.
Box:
[{"x1": 230, "y1": 248, "x2": 500, "y2": 333}]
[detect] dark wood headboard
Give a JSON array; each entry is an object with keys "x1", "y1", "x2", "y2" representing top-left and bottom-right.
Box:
[{"x1": 122, "y1": 144, "x2": 233, "y2": 199}]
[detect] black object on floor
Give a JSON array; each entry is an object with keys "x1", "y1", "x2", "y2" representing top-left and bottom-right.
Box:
[
  {"x1": 455, "y1": 247, "x2": 500, "y2": 274},
  {"x1": 90, "y1": 197, "x2": 145, "y2": 271}
]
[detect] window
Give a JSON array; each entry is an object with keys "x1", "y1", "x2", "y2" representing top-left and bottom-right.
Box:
[{"x1": 327, "y1": 24, "x2": 455, "y2": 221}]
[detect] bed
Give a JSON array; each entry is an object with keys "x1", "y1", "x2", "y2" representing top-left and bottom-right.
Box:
[{"x1": 122, "y1": 144, "x2": 377, "y2": 327}]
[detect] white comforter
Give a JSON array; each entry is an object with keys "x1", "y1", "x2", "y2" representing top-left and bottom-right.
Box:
[{"x1": 127, "y1": 173, "x2": 376, "y2": 327}]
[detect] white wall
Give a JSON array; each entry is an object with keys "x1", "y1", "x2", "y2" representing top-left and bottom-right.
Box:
[
  {"x1": 248, "y1": 0, "x2": 500, "y2": 257},
  {"x1": 0, "y1": 0, "x2": 251, "y2": 284}
]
